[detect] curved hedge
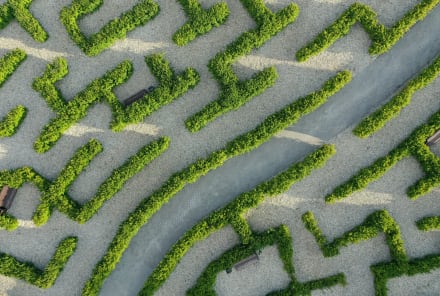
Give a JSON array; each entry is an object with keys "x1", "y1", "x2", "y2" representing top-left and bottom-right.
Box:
[
  {"x1": 296, "y1": 0, "x2": 440, "y2": 62},
  {"x1": 303, "y1": 210, "x2": 440, "y2": 295},
  {"x1": 33, "y1": 55, "x2": 197, "y2": 152},
  {"x1": 326, "y1": 107, "x2": 440, "y2": 203},
  {"x1": 0, "y1": 0, "x2": 48, "y2": 42},
  {"x1": 81, "y1": 72, "x2": 351, "y2": 296},
  {"x1": 173, "y1": 0, "x2": 229, "y2": 46},
  {"x1": 0, "y1": 137, "x2": 169, "y2": 227},
  {"x1": 141, "y1": 144, "x2": 336, "y2": 295},
  {"x1": 353, "y1": 53, "x2": 440, "y2": 138},
  {"x1": 0, "y1": 236, "x2": 77, "y2": 288},
  {"x1": 60, "y1": 0, "x2": 159, "y2": 56},
  {"x1": 184, "y1": 0, "x2": 300, "y2": 132}
]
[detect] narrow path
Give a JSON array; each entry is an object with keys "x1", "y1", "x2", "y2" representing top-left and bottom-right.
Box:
[{"x1": 99, "y1": 5, "x2": 440, "y2": 296}]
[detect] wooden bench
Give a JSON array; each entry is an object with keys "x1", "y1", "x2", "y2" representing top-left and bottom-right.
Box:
[
  {"x1": 0, "y1": 185, "x2": 17, "y2": 215},
  {"x1": 123, "y1": 86, "x2": 155, "y2": 106},
  {"x1": 233, "y1": 252, "x2": 260, "y2": 271},
  {"x1": 427, "y1": 129, "x2": 440, "y2": 146}
]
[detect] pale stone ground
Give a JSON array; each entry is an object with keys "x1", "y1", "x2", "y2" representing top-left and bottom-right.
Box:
[{"x1": 0, "y1": 0, "x2": 439, "y2": 295}]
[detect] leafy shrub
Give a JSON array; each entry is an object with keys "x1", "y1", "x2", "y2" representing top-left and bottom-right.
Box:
[
  {"x1": 60, "y1": 0, "x2": 160, "y2": 56},
  {"x1": 0, "y1": 48, "x2": 27, "y2": 86},
  {"x1": 0, "y1": 213, "x2": 18, "y2": 231},
  {"x1": 184, "y1": 0, "x2": 300, "y2": 132},
  {"x1": 354, "y1": 54, "x2": 440, "y2": 138},
  {"x1": 0, "y1": 0, "x2": 48, "y2": 42},
  {"x1": 0, "y1": 137, "x2": 169, "y2": 227},
  {"x1": 296, "y1": 0, "x2": 440, "y2": 62},
  {"x1": 81, "y1": 72, "x2": 351, "y2": 296},
  {"x1": 326, "y1": 106, "x2": 440, "y2": 203},
  {"x1": 416, "y1": 216, "x2": 440, "y2": 231},
  {"x1": 0, "y1": 236, "x2": 77, "y2": 288},
  {"x1": 33, "y1": 55, "x2": 197, "y2": 152},
  {"x1": 0, "y1": 105, "x2": 27, "y2": 137},
  {"x1": 173, "y1": 0, "x2": 229, "y2": 46}
]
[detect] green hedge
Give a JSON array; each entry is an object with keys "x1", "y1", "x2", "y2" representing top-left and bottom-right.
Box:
[
  {"x1": 0, "y1": 49, "x2": 28, "y2": 137},
  {"x1": 296, "y1": 0, "x2": 440, "y2": 62},
  {"x1": 184, "y1": 0, "x2": 300, "y2": 132},
  {"x1": 188, "y1": 226, "x2": 345, "y2": 296},
  {"x1": 302, "y1": 210, "x2": 440, "y2": 295},
  {"x1": 416, "y1": 216, "x2": 440, "y2": 231},
  {"x1": 0, "y1": 0, "x2": 48, "y2": 42},
  {"x1": 354, "y1": 53, "x2": 440, "y2": 138},
  {"x1": 173, "y1": 0, "x2": 229, "y2": 46},
  {"x1": 81, "y1": 71, "x2": 351, "y2": 296},
  {"x1": 0, "y1": 137, "x2": 169, "y2": 227},
  {"x1": 326, "y1": 108, "x2": 440, "y2": 202},
  {"x1": 33, "y1": 55, "x2": 196, "y2": 152},
  {"x1": 141, "y1": 144, "x2": 335, "y2": 295},
  {"x1": 0, "y1": 105, "x2": 27, "y2": 137},
  {"x1": 60, "y1": 0, "x2": 159, "y2": 56},
  {"x1": 0, "y1": 236, "x2": 77, "y2": 288}
]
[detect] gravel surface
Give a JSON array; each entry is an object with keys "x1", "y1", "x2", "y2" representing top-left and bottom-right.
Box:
[{"x1": 0, "y1": 0, "x2": 439, "y2": 295}]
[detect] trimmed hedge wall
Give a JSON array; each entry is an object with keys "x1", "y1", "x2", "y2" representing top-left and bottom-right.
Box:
[
  {"x1": 354, "y1": 53, "x2": 440, "y2": 138},
  {"x1": 0, "y1": 137, "x2": 169, "y2": 227},
  {"x1": 188, "y1": 226, "x2": 345, "y2": 296},
  {"x1": 141, "y1": 144, "x2": 336, "y2": 296},
  {"x1": 296, "y1": 0, "x2": 440, "y2": 62},
  {"x1": 0, "y1": 49, "x2": 28, "y2": 137},
  {"x1": 33, "y1": 55, "x2": 197, "y2": 152},
  {"x1": 0, "y1": 236, "x2": 77, "y2": 288},
  {"x1": 326, "y1": 108, "x2": 440, "y2": 203},
  {"x1": 0, "y1": 0, "x2": 48, "y2": 42},
  {"x1": 60, "y1": 0, "x2": 160, "y2": 56},
  {"x1": 173, "y1": 0, "x2": 229, "y2": 46},
  {"x1": 184, "y1": 0, "x2": 300, "y2": 132},
  {"x1": 81, "y1": 72, "x2": 351, "y2": 296},
  {"x1": 416, "y1": 216, "x2": 440, "y2": 231},
  {"x1": 302, "y1": 210, "x2": 440, "y2": 295}
]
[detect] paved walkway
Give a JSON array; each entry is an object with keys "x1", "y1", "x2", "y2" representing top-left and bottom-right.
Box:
[{"x1": 99, "y1": 5, "x2": 440, "y2": 296}]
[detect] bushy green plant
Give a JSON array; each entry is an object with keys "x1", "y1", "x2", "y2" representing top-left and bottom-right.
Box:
[
  {"x1": 354, "y1": 54, "x2": 440, "y2": 138},
  {"x1": 81, "y1": 72, "x2": 351, "y2": 296},
  {"x1": 0, "y1": 137, "x2": 169, "y2": 227},
  {"x1": 0, "y1": 0, "x2": 48, "y2": 42},
  {"x1": 0, "y1": 48, "x2": 26, "y2": 86},
  {"x1": 184, "y1": 0, "x2": 300, "y2": 132},
  {"x1": 0, "y1": 213, "x2": 18, "y2": 231},
  {"x1": 33, "y1": 55, "x2": 197, "y2": 152},
  {"x1": 416, "y1": 216, "x2": 440, "y2": 231},
  {"x1": 60, "y1": 0, "x2": 159, "y2": 56},
  {"x1": 173, "y1": 0, "x2": 229, "y2": 46},
  {"x1": 326, "y1": 107, "x2": 440, "y2": 203},
  {"x1": 141, "y1": 144, "x2": 335, "y2": 295},
  {"x1": 0, "y1": 236, "x2": 77, "y2": 288},
  {"x1": 296, "y1": 0, "x2": 440, "y2": 62},
  {"x1": 0, "y1": 105, "x2": 27, "y2": 137}
]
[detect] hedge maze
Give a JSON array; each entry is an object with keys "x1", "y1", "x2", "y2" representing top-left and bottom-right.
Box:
[{"x1": 1, "y1": 0, "x2": 440, "y2": 295}]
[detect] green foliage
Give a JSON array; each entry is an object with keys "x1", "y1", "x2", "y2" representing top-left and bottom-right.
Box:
[
  {"x1": 0, "y1": 236, "x2": 77, "y2": 288},
  {"x1": 354, "y1": 54, "x2": 440, "y2": 138},
  {"x1": 326, "y1": 107, "x2": 440, "y2": 202},
  {"x1": 60, "y1": 0, "x2": 160, "y2": 56},
  {"x1": 81, "y1": 72, "x2": 350, "y2": 296},
  {"x1": 416, "y1": 216, "x2": 440, "y2": 231},
  {"x1": 184, "y1": 0, "x2": 300, "y2": 132},
  {"x1": 173, "y1": 0, "x2": 230, "y2": 46},
  {"x1": 33, "y1": 55, "x2": 197, "y2": 152},
  {"x1": 0, "y1": 105, "x2": 27, "y2": 137},
  {"x1": 0, "y1": 0, "x2": 48, "y2": 42},
  {"x1": 0, "y1": 137, "x2": 169, "y2": 227},
  {"x1": 296, "y1": 0, "x2": 440, "y2": 61},
  {"x1": 302, "y1": 210, "x2": 407, "y2": 262},
  {"x1": 141, "y1": 145, "x2": 335, "y2": 295},
  {"x1": 0, "y1": 213, "x2": 18, "y2": 231},
  {"x1": 0, "y1": 49, "x2": 27, "y2": 86}
]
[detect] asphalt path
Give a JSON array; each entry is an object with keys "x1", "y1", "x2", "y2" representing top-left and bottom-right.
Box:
[{"x1": 99, "y1": 5, "x2": 440, "y2": 296}]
